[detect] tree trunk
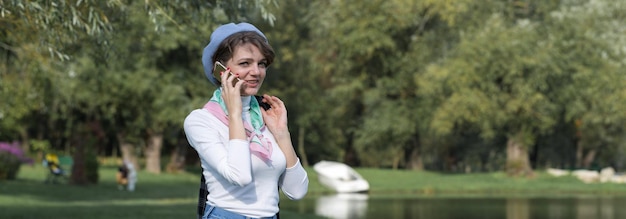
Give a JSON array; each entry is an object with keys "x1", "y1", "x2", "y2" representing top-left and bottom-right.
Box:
[
  {"x1": 144, "y1": 130, "x2": 162, "y2": 174},
  {"x1": 70, "y1": 124, "x2": 90, "y2": 185},
  {"x1": 582, "y1": 149, "x2": 597, "y2": 169},
  {"x1": 70, "y1": 134, "x2": 88, "y2": 185},
  {"x1": 392, "y1": 149, "x2": 401, "y2": 170},
  {"x1": 166, "y1": 132, "x2": 188, "y2": 173},
  {"x1": 343, "y1": 132, "x2": 360, "y2": 167},
  {"x1": 506, "y1": 134, "x2": 533, "y2": 177},
  {"x1": 18, "y1": 127, "x2": 29, "y2": 155},
  {"x1": 297, "y1": 126, "x2": 309, "y2": 167},
  {"x1": 576, "y1": 140, "x2": 583, "y2": 168},
  {"x1": 574, "y1": 119, "x2": 583, "y2": 168},
  {"x1": 405, "y1": 146, "x2": 423, "y2": 171},
  {"x1": 405, "y1": 136, "x2": 423, "y2": 171},
  {"x1": 575, "y1": 128, "x2": 597, "y2": 169},
  {"x1": 117, "y1": 133, "x2": 138, "y2": 171}
]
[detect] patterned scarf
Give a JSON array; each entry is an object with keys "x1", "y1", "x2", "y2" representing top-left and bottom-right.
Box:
[{"x1": 203, "y1": 89, "x2": 272, "y2": 161}]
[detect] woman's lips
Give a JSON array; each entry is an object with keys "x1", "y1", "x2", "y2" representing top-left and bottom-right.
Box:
[{"x1": 244, "y1": 80, "x2": 259, "y2": 87}]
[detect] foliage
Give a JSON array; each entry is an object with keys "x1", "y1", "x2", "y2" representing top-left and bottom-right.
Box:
[
  {"x1": 0, "y1": 141, "x2": 33, "y2": 180},
  {"x1": 0, "y1": 0, "x2": 279, "y2": 176},
  {"x1": 549, "y1": 0, "x2": 626, "y2": 167},
  {"x1": 2, "y1": 0, "x2": 626, "y2": 175},
  {"x1": 417, "y1": 0, "x2": 626, "y2": 173}
]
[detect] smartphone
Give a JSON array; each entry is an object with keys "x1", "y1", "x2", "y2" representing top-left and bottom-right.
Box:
[
  {"x1": 212, "y1": 61, "x2": 238, "y2": 87},
  {"x1": 254, "y1": 95, "x2": 271, "y2": 110}
]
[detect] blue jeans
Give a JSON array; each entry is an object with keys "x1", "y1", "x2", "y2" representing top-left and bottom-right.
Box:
[{"x1": 202, "y1": 205, "x2": 277, "y2": 219}]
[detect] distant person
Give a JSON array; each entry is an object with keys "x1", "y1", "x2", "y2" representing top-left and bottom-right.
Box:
[
  {"x1": 116, "y1": 163, "x2": 128, "y2": 190},
  {"x1": 116, "y1": 160, "x2": 137, "y2": 191},
  {"x1": 183, "y1": 22, "x2": 309, "y2": 219},
  {"x1": 126, "y1": 162, "x2": 137, "y2": 192}
]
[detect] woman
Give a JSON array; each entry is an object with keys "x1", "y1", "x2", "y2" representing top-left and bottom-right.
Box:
[{"x1": 184, "y1": 22, "x2": 309, "y2": 219}]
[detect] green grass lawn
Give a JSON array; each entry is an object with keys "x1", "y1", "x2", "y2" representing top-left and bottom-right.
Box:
[
  {"x1": 1, "y1": 165, "x2": 327, "y2": 219},
  {"x1": 354, "y1": 168, "x2": 626, "y2": 197},
  {"x1": 2, "y1": 164, "x2": 626, "y2": 219},
  {"x1": 1, "y1": 165, "x2": 199, "y2": 219}
]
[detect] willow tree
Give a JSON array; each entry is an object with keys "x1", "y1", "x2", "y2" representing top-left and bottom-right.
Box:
[
  {"x1": 423, "y1": 16, "x2": 560, "y2": 177},
  {"x1": 302, "y1": 0, "x2": 499, "y2": 169},
  {"x1": 423, "y1": 0, "x2": 626, "y2": 176},
  {"x1": 548, "y1": 0, "x2": 626, "y2": 169},
  {"x1": 0, "y1": 1, "x2": 122, "y2": 184},
  {"x1": 53, "y1": 1, "x2": 280, "y2": 174},
  {"x1": 0, "y1": 1, "x2": 112, "y2": 155},
  {"x1": 1, "y1": 0, "x2": 279, "y2": 180}
]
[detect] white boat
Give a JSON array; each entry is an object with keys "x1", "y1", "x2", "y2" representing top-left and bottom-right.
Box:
[{"x1": 313, "y1": 160, "x2": 369, "y2": 193}]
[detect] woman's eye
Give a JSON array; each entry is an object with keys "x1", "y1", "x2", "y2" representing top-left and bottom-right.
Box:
[{"x1": 259, "y1": 62, "x2": 268, "y2": 68}]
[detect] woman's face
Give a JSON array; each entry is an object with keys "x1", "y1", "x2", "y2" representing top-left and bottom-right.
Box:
[{"x1": 225, "y1": 43, "x2": 268, "y2": 96}]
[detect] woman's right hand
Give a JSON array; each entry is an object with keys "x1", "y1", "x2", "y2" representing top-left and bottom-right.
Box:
[
  {"x1": 220, "y1": 68, "x2": 244, "y2": 116},
  {"x1": 220, "y1": 68, "x2": 247, "y2": 141}
]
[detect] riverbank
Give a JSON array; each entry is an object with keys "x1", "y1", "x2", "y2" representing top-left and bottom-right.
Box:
[
  {"x1": 336, "y1": 168, "x2": 626, "y2": 197},
  {"x1": 2, "y1": 165, "x2": 625, "y2": 219}
]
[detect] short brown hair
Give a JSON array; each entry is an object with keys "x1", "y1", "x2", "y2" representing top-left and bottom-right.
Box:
[{"x1": 213, "y1": 31, "x2": 275, "y2": 67}]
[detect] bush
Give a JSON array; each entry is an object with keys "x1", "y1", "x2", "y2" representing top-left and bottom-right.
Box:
[{"x1": 0, "y1": 142, "x2": 33, "y2": 180}]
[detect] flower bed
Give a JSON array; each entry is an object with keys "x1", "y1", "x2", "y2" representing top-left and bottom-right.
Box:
[{"x1": 0, "y1": 142, "x2": 33, "y2": 180}]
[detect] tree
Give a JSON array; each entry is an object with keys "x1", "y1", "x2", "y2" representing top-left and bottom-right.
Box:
[
  {"x1": 0, "y1": 0, "x2": 279, "y2": 179},
  {"x1": 59, "y1": 1, "x2": 280, "y2": 174},
  {"x1": 424, "y1": 16, "x2": 558, "y2": 176},
  {"x1": 548, "y1": 0, "x2": 626, "y2": 169},
  {"x1": 423, "y1": 0, "x2": 626, "y2": 176},
  {"x1": 302, "y1": 0, "x2": 477, "y2": 169}
]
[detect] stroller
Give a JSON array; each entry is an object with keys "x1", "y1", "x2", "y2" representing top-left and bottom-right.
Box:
[{"x1": 43, "y1": 153, "x2": 69, "y2": 184}]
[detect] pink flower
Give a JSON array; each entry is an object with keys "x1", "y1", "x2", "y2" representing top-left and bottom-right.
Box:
[{"x1": 0, "y1": 141, "x2": 33, "y2": 164}]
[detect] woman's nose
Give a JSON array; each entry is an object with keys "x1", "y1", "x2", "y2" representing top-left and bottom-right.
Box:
[{"x1": 249, "y1": 65, "x2": 261, "y2": 75}]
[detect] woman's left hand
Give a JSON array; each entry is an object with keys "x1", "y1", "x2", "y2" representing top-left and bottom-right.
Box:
[
  {"x1": 261, "y1": 94, "x2": 298, "y2": 168},
  {"x1": 260, "y1": 94, "x2": 289, "y2": 136}
]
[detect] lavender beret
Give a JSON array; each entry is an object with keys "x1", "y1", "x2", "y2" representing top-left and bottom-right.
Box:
[{"x1": 202, "y1": 22, "x2": 268, "y2": 86}]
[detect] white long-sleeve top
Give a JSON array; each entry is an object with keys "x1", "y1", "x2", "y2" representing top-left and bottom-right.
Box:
[{"x1": 183, "y1": 96, "x2": 309, "y2": 218}]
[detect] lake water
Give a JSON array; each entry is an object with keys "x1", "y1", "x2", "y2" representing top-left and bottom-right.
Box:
[{"x1": 282, "y1": 193, "x2": 626, "y2": 219}]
